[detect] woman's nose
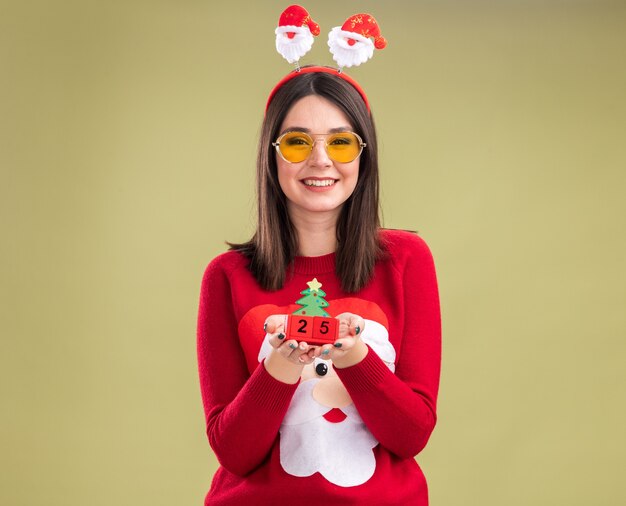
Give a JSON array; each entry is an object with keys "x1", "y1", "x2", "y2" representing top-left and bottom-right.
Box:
[{"x1": 308, "y1": 139, "x2": 332, "y2": 167}]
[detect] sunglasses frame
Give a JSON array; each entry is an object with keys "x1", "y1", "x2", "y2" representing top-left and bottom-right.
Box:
[{"x1": 272, "y1": 131, "x2": 367, "y2": 164}]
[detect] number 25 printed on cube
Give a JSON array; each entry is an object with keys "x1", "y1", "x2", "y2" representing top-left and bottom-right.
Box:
[{"x1": 286, "y1": 316, "x2": 338, "y2": 346}]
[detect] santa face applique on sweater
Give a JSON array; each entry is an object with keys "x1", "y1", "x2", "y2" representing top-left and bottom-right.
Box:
[{"x1": 239, "y1": 278, "x2": 396, "y2": 487}]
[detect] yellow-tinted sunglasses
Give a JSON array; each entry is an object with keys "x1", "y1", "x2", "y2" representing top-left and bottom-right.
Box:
[{"x1": 272, "y1": 131, "x2": 366, "y2": 164}]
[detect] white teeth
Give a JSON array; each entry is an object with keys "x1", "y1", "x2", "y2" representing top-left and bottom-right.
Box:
[{"x1": 303, "y1": 179, "x2": 336, "y2": 187}]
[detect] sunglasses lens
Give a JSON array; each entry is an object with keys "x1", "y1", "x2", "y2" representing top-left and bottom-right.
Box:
[
  {"x1": 278, "y1": 132, "x2": 312, "y2": 163},
  {"x1": 327, "y1": 132, "x2": 361, "y2": 163}
]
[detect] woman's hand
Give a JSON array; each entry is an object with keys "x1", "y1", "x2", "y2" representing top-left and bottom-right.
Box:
[
  {"x1": 262, "y1": 314, "x2": 316, "y2": 384},
  {"x1": 317, "y1": 312, "x2": 368, "y2": 368}
]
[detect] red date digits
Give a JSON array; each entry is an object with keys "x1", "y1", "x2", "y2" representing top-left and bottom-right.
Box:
[{"x1": 287, "y1": 316, "x2": 338, "y2": 346}]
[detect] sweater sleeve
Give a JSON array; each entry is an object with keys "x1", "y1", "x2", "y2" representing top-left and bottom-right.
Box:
[
  {"x1": 334, "y1": 235, "x2": 441, "y2": 458},
  {"x1": 196, "y1": 256, "x2": 299, "y2": 476}
]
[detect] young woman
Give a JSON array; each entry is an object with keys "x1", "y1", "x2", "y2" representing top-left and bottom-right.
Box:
[{"x1": 197, "y1": 67, "x2": 441, "y2": 505}]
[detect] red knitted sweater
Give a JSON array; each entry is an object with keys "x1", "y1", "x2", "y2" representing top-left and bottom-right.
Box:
[{"x1": 197, "y1": 229, "x2": 441, "y2": 505}]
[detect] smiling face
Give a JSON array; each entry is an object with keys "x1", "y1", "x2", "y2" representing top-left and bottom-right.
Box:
[{"x1": 276, "y1": 95, "x2": 360, "y2": 223}]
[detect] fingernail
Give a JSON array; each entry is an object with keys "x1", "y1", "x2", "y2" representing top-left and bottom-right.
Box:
[
  {"x1": 263, "y1": 323, "x2": 267, "y2": 332},
  {"x1": 355, "y1": 326, "x2": 361, "y2": 335},
  {"x1": 278, "y1": 333, "x2": 285, "y2": 340},
  {"x1": 322, "y1": 349, "x2": 330, "y2": 355},
  {"x1": 334, "y1": 343, "x2": 342, "y2": 348},
  {"x1": 289, "y1": 343, "x2": 297, "y2": 349}
]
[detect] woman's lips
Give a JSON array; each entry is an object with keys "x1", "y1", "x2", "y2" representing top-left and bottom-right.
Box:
[{"x1": 301, "y1": 178, "x2": 337, "y2": 192}]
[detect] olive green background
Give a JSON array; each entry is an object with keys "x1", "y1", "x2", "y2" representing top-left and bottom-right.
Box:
[{"x1": 2, "y1": 0, "x2": 625, "y2": 504}]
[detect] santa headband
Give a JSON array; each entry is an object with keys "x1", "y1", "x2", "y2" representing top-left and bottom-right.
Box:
[{"x1": 267, "y1": 5, "x2": 387, "y2": 114}]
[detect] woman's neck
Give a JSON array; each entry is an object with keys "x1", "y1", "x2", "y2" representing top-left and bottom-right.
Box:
[{"x1": 289, "y1": 207, "x2": 339, "y2": 257}]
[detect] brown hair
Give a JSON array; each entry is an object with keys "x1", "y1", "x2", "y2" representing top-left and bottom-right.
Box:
[{"x1": 229, "y1": 69, "x2": 382, "y2": 292}]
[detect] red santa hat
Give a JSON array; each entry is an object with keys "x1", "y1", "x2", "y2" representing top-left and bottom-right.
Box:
[
  {"x1": 339, "y1": 13, "x2": 387, "y2": 50},
  {"x1": 277, "y1": 4, "x2": 320, "y2": 37}
]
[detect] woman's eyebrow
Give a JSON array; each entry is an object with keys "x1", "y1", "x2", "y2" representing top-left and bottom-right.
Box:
[
  {"x1": 280, "y1": 126, "x2": 311, "y2": 134},
  {"x1": 279, "y1": 126, "x2": 353, "y2": 135}
]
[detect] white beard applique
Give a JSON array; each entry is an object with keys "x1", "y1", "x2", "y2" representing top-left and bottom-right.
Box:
[
  {"x1": 256, "y1": 310, "x2": 397, "y2": 487},
  {"x1": 275, "y1": 25, "x2": 315, "y2": 64},
  {"x1": 279, "y1": 379, "x2": 378, "y2": 487},
  {"x1": 327, "y1": 27, "x2": 375, "y2": 68}
]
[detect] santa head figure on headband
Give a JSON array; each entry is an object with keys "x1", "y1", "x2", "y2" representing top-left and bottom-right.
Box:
[
  {"x1": 275, "y1": 4, "x2": 320, "y2": 68},
  {"x1": 328, "y1": 13, "x2": 387, "y2": 69}
]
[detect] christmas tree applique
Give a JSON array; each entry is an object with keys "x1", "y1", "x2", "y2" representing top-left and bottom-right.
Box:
[{"x1": 293, "y1": 278, "x2": 330, "y2": 317}]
